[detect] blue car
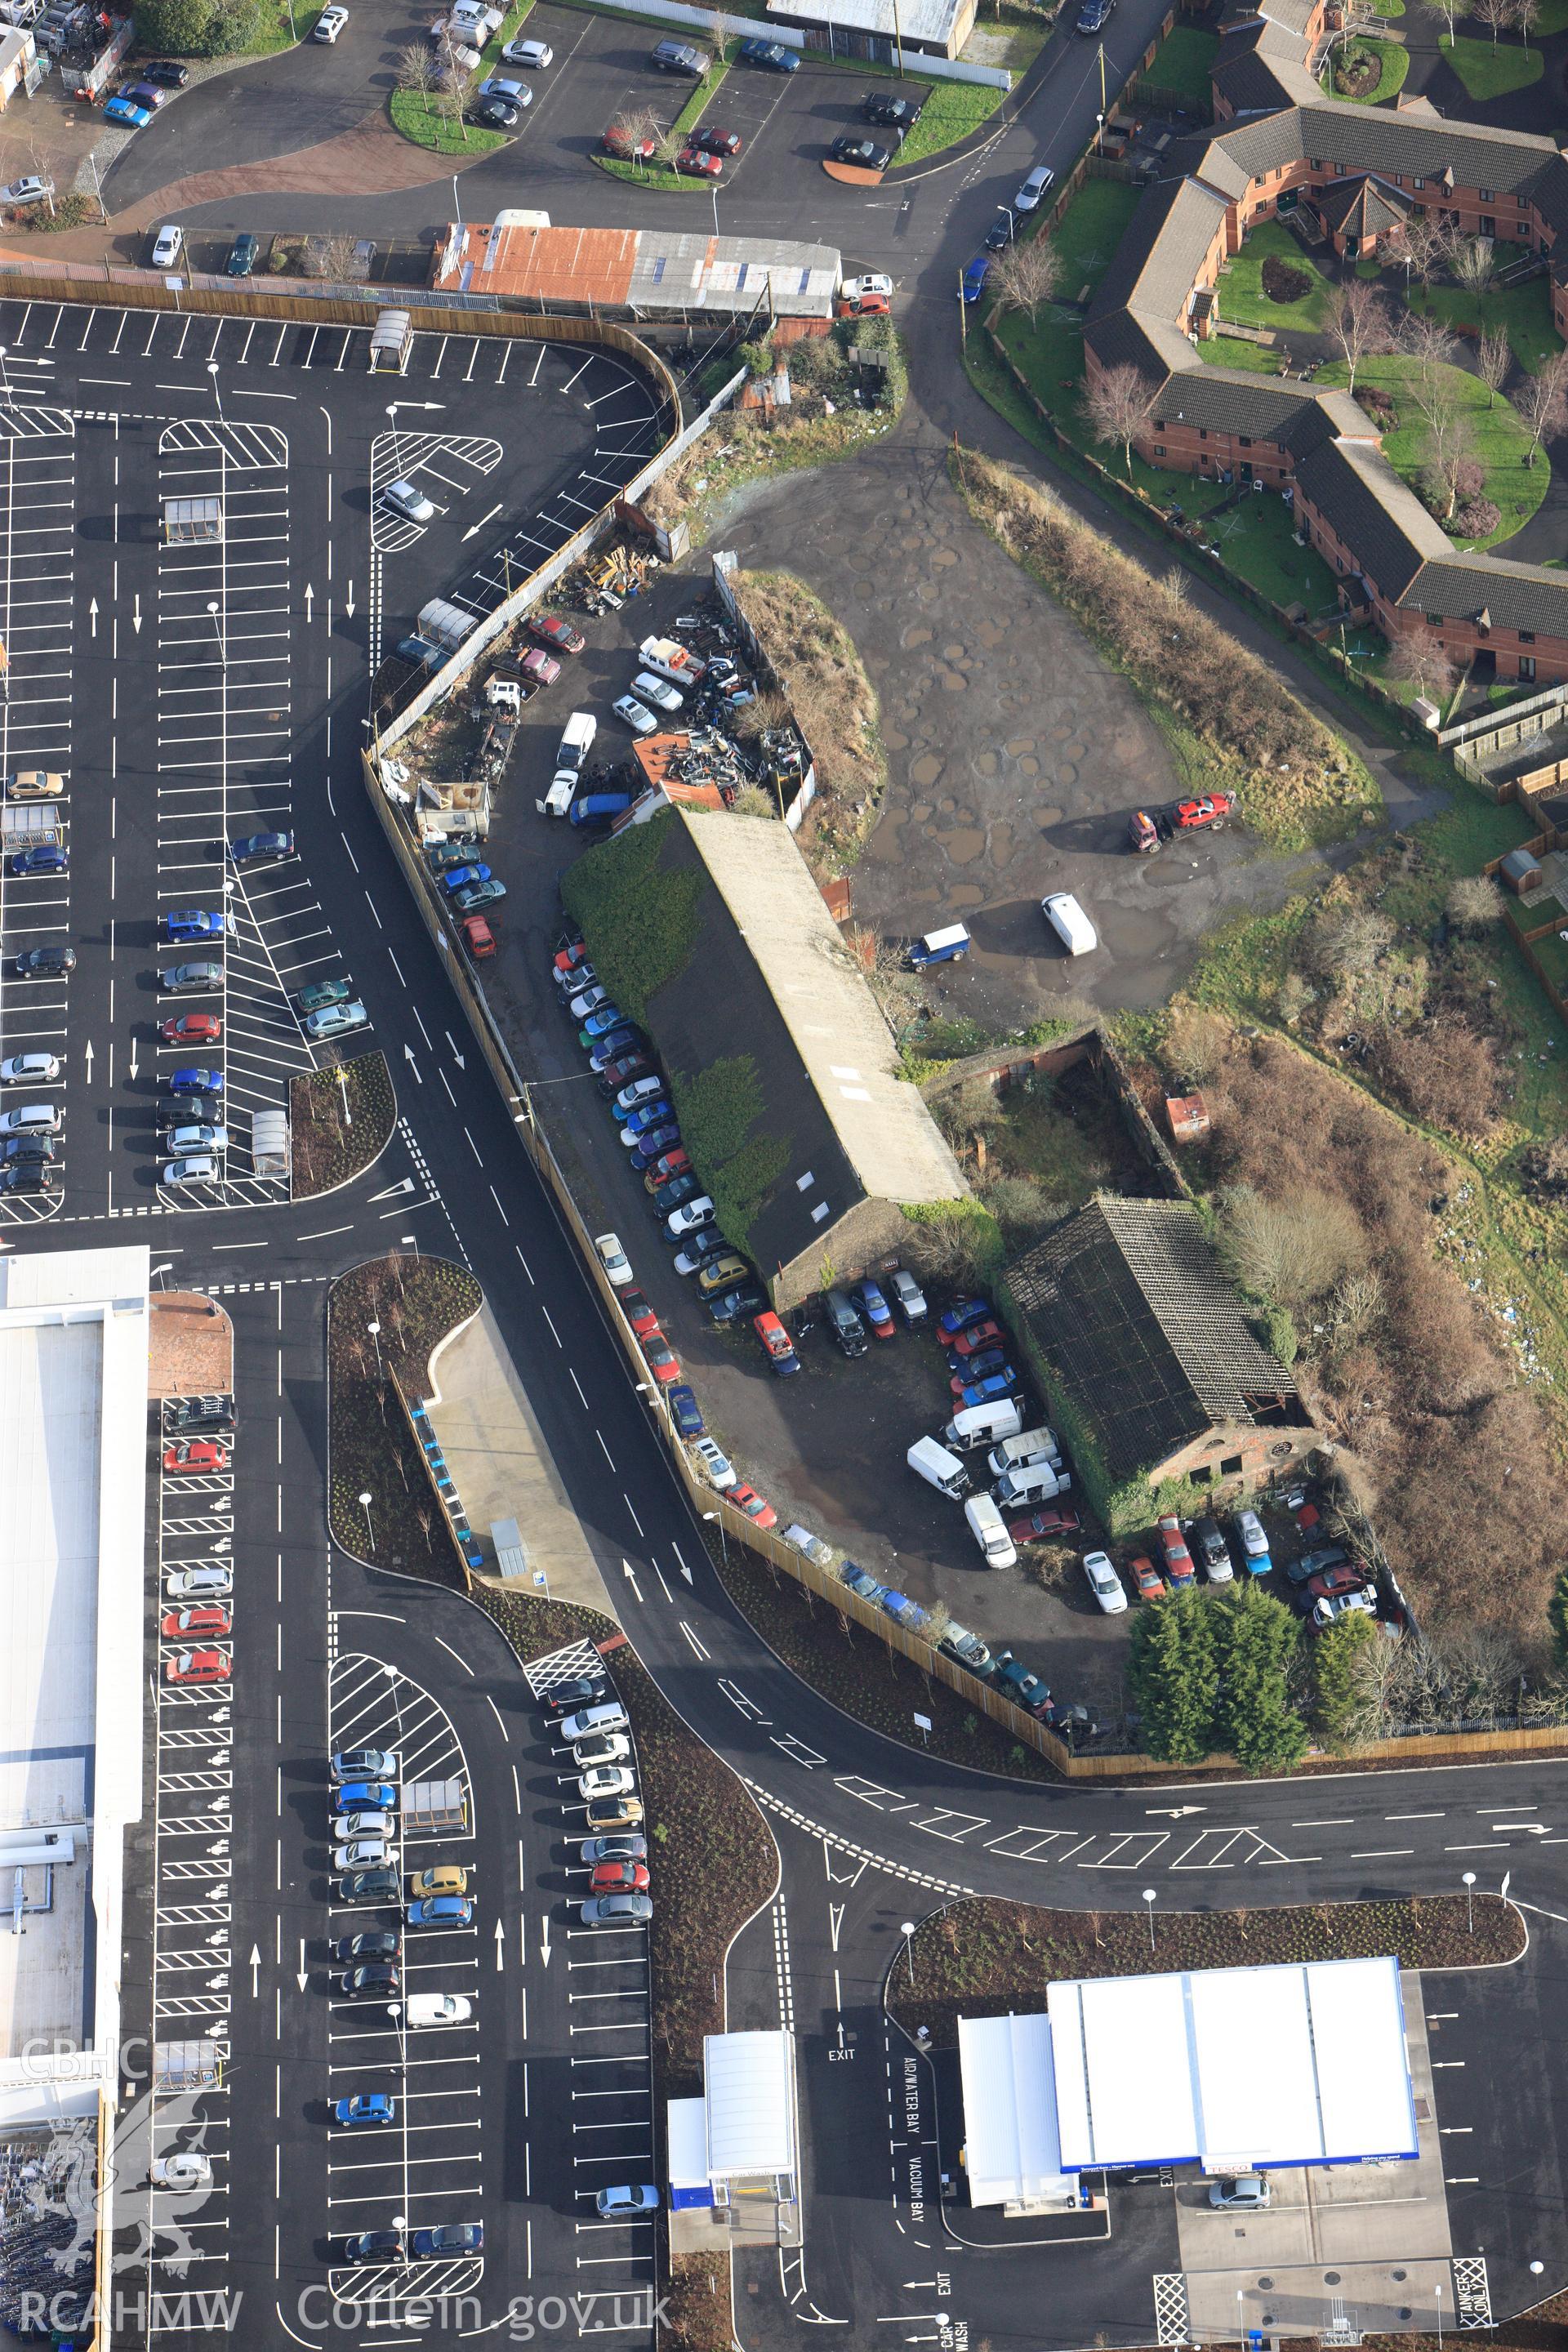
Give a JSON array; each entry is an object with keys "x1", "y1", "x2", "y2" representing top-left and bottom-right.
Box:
[
  {"x1": 334, "y1": 2093, "x2": 396, "y2": 2127},
  {"x1": 590, "y1": 1030, "x2": 644, "y2": 1071},
  {"x1": 630, "y1": 1125, "x2": 682, "y2": 1169},
  {"x1": 1076, "y1": 0, "x2": 1112, "y2": 28},
  {"x1": 938, "y1": 1296, "x2": 992, "y2": 1339},
  {"x1": 406, "y1": 1895, "x2": 474, "y2": 1929},
  {"x1": 441, "y1": 863, "x2": 490, "y2": 895},
  {"x1": 104, "y1": 95, "x2": 154, "y2": 126},
  {"x1": 955, "y1": 1370, "x2": 1019, "y2": 1409},
  {"x1": 229, "y1": 831, "x2": 294, "y2": 863},
  {"x1": 840, "y1": 1562, "x2": 886, "y2": 1604},
  {"x1": 961, "y1": 255, "x2": 991, "y2": 305},
  {"x1": 580, "y1": 1004, "x2": 630, "y2": 1043},
  {"x1": 951, "y1": 1346, "x2": 1010, "y2": 1380},
  {"x1": 10, "y1": 844, "x2": 66, "y2": 875},
  {"x1": 666, "y1": 1384, "x2": 704, "y2": 1438},
  {"x1": 165, "y1": 909, "x2": 227, "y2": 943},
  {"x1": 621, "y1": 1102, "x2": 674, "y2": 1143},
  {"x1": 737, "y1": 34, "x2": 798, "y2": 66},
  {"x1": 170, "y1": 1066, "x2": 223, "y2": 1095},
  {"x1": 333, "y1": 1781, "x2": 396, "y2": 1813}
]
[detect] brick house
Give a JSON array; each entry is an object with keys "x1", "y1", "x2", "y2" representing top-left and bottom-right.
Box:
[
  {"x1": 1080, "y1": 50, "x2": 1568, "y2": 681},
  {"x1": 1006, "y1": 1199, "x2": 1318, "y2": 1522}
]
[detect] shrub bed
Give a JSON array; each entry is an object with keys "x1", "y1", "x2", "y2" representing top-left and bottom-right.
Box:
[
  {"x1": 290, "y1": 1052, "x2": 394, "y2": 1196},
  {"x1": 327, "y1": 1254, "x2": 480, "y2": 1587},
  {"x1": 1262, "y1": 252, "x2": 1311, "y2": 303},
  {"x1": 951, "y1": 445, "x2": 1382, "y2": 851},
  {"x1": 887, "y1": 1891, "x2": 1524, "y2": 2045}
]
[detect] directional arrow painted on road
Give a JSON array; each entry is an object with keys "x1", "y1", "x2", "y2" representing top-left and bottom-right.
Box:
[
  {"x1": 494, "y1": 1918, "x2": 506, "y2": 1972},
  {"x1": 540, "y1": 1914, "x2": 552, "y2": 1969},
  {"x1": 131, "y1": 594, "x2": 142, "y2": 635},
  {"x1": 368, "y1": 1175, "x2": 416, "y2": 1200},
  {"x1": 304, "y1": 585, "x2": 315, "y2": 623},
  {"x1": 250, "y1": 1944, "x2": 261, "y2": 1997},
  {"x1": 296, "y1": 1938, "x2": 309, "y2": 1993},
  {"x1": 82, "y1": 1040, "x2": 93, "y2": 1080},
  {"x1": 622, "y1": 1559, "x2": 643, "y2": 1604},
  {"x1": 1146, "y1": 1805, "x2": 1206, "y2": 1817},
  {"x1": 88, "y1": 597, "x2": 98, "y2": 637},
  {"x1": 462, "y1": 500, "x2": 504, "y2": 543},
  {"x1": 829, "y1": 1904, "x2": 844, "y2": 1953},
  {"x1": 403, "y1": 1043, "x2": 423, "y2": 1085},
  {"x1": 1493, "y1": 1823, "x2": 1550, "y2": 1833},
  {"x1": 128, "y1": 1048, "x2": 138, "y2": 1080},
  {"x1": 345, "y1": 582, "x2": 356, "y2": 619},
  {"x1": 445, "y1": 1030, "x2": 466, "y2": 1069}
]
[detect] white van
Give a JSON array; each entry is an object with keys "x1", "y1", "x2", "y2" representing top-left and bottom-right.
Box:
[
  {"x1": 964, "y1": 1492, "x2": 1017, "y2": 1569},
  {"x1": 1041, "y1": 892, "x2": 1098, "y2": 956},
  {"x1": 993, "y1": 1460, "x2": 1067, "y2": 1509},
  {"x1": 987, "y1": 1427, "x2": 1061, "y2": 1477},
  {"x1": 945, "y1": 1396, "x2": 1025, "y2": 1450},
  {"x1": 542, "y1": 772, "x2": 577, "y2": 818},
  {"x1": 906, "y1": 1435, "x2": 970, "y2": 1499},
  {"x1": 558, "y1": 710, "x2": 596, "y2": 772}
]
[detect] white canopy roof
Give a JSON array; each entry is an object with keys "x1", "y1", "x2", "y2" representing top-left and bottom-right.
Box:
[
  {"x1": 704, "y1": 2031, "x2": 797, "y2": 2180},
  {"x1": 957, "y1": 2013, "x2": 1076, "y2": 2207},
  {"x1": 1048, "y1": 1957, "x2": 1417, "y2": 2172}
]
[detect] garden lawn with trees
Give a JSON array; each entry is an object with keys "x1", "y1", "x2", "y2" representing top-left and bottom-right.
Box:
[
  {"x1": 1334, "y1": 34, "x2": 1410, "y2": 101},
  {"x1": 1405, "y1": 261, "x2": 1561, "y2": 374},
  {"x1": 1439, "y1": 29, "x2": 1543, "y2": 97},
  {"x1": 1316, "y1": 350, "x2": 1547, "y2": 550},
  {"x1": 390, "y1": 0, "x2": 537, "y2": 155},
  {"x1": 887, "y1": 1891, "x2": 1523, "y2": 2046},
  {"x1": 1214, "y1": 219, "x2": 1334, "y2": 332}
]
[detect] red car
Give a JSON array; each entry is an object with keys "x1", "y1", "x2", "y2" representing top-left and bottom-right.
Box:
[
  {"x1": 728, "y1": 1483, "x2": 777, "y2": 1530},
  {"x1": 675, "y1": 147, "x2": 723, "y2": 178},
  {"x1": 947, "y1": 1319, "x2": 1002, "y2": 1359},
  {"x1": 166, "y1": 1648, "x2": 231, "y2": 1685},
  {"x1": 163, "y1": 1438, "x2": 229, "y2": 1474},
  {"x1": 643, "y1": 1334, "x2": 682, "y2": 1386},
  {"x1": 689, "y1": 125, "x2": 742, "y2": 155},
  {"x1": 1308, "y1": 1561, "x2": 1371, "y2": 1601},
  {"x1": 162, "y1": 1605, "x2": 232, "y2": 1638},
  {"x1": 752, "y1": 1312, "x2": 800, "y2": 1376},
  {"x1": 1009, "y1": 1505, "x2": 1083, "y2": 1545},
  {"x1": 643, "y1": 1152, "x2": 691, "y2": 1193},
  {"x1": 530, "y1": 613, "x2": 585, "y2": 657},
  {"x1": 835, "y1": 292, "x2": 890, "y2": 318},
  {"x1": 461, "y1": 915, "x2": 496, "y2": 960},
  {"x1": 590, "y1": 1859, "x2": 650, "y2": 1894},
  {"x1": 1156, "y1": 1514, "x2": 1196, "y2": 1587},
  {"x1": 161, "y1": 1012, "x2": 221, "y2": 1045},
  {"x1": 621, "y1": 1290, "x2": 659, "y2": 1339},
  {"x1": 1129, "y1": 1554, "x2": 1167, "y2": 1601},
  {"x1": 520, "y1": 647, "x2": 560, "y2": 686},
  {"x1": 553, "y1": 940, "x2": 589, "y2": 974}
]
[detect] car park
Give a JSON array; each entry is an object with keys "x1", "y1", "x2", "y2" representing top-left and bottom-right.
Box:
[
  {"x1": 651, "y1": 36, "x2": 710, "y2": 71},
  {"x1": 381, "y1": 478, "x2": 435, "y2": 524},
  {"x1": 952, "y1": 1370, "x2": 1019, "y2": 1406},
  {"x1": 696, "y1": 1251, "x2": 750, "y2": 1298},
  {"x1": 165, "y1": 1648, "x2": 230, "y2": 1685},
  {"x1": 295, "y1": 978, "x2": 353, "y2": 1017},
  {"x1": 1210, "y1": 2174, "x2": 1268, "y2": 2210},
  {"x1": 336, "y1": 1811, "x2": 394, "y2": 1841},
  {"x1": 572, "y1": 1732, "x2": 631, "y2": 1771},
  {"x1": 591, "y1": 1858, "x2": 650, "y2": 1894},
  {"x1": 541, "y1": 1676, "x2": 611, "y2": 1720},
  {"x1": 142, "y1": 56, "x2": 190, "y2": 82},
  {"x1": 461, "y1": 914, "x2": 497, "y2": 960},
  {"x1": 581, "y1": 1891, "x2": 653, "y2": 1927},
  {"x1": 10, "y1": 844, "x2": 66, "y2": 876},
  {"x1": 630, "y1": 1123, "x2": 683, "y2": 1168},
  {"x1": 666, "y1": 1384, "x2": 705, "y2": 1436},
  {"x1": 15, "y1": 945, "x2": 75, "y2": 978},
  {"x1": 690, "y1": 124, "x2": 742, "y2": 155},
  {"x1": 579, "y1": 1764, "x2": 636, "y2": 1802},
  {"x1": 604, "y1": 122, "x2": 656, "y2": 159},
  {"x1": 673, "y1": 1229, "x2": 732, "y2": 1276},
  {"x1": 163, "y1": 1155, "x2": 219, "y2": 1187},
  {"x1": 825, "y1": 1288, "x2": 868, "y2": 1357},
  {"x1": 470, "y1": 93, "x2": 519, "y2": 127},
  {"x1": 948, "y1": 1319, "x2": 1003, "y2": 1358},
  {"x1": 160, "y1": 1013, "x2": 221, "y2": 1045},
  {"x1": 478, "y1": 72, "x2": 530, "y2": 103},
  {"x1": 642, "y1": 1334, "x2": 683, "y2": 1385},
  {"x1": 332, "y1": 1930, "x2": 401, "y2": 1964},
  {"x1": 0, "y1": 177, "x2": 53, "y2": 207},
  {"x1": 160, "y1": 961, "x2": 222, "y2": 996},
  {"x1": 1009, "y1": 1503, "x2": 1082, "y2": 1544},
  {"x1": 334, "y1": 1837, "x2": 393, "y2": 1871},
  {"x1": 753, "y1": 1312, "x2": 800, "y2": 1377},
  {"x1": 225, "y1": 232, "x2": 260, "y2": 277},
  {"x1": 676, "y1": 147, "x2": 724, "y2": 178},
  {"x1": 585, "y1": 1791, "x2": 644, "y2": 1832},
  {"x1": 707, "y1": 1284, "x2": 766, "y2": 1325},
  {"x1": 621, "y1": 1102, "x2": 675, "y2": 1144},
  {"x1": 334, "y1": 2094, "x2": 395, "y2": 2127},
  {"x1": 1082, "y1": 1550, "x2": 1128, "y2": 1614},
  {"x1": 4, "y1": 769, "x2": 64, "y2": 799},
  {"x1": 304, "y1": 1000, "x2": 369, "y2": 1040},
  {"x1": 123, "y1": 80, "x2": 168, "y2": 111},
  {"x1": 407, "y1": 1895, "x2": 474, "y2": 1928},
  {"x1": 595, "y1": 1232, "x2": 635, "y2": 1286},
  {"x1": 690, "y1": 1436, "x2": 735, "y2": 1491},
  {"x1": 1129, "y1": 1554, "x2": 1167, "y2": 1600},
  {"x1": 647, "y1": 1163, "x2": 697, "y2": 1201},
  {"x1": 162, "y1": 1604, "x2": 231, "y2": 1638},
  {"x1": 333, "y1": 1746, "x2": 399, "y2": 1780},
  {"x1": 149, "y1": 2154, "x2": 212, "y2": 2188},
  {"x1": 150, "y1": 224, "x2": 183, "y2": 268},
  {"x1": 859, "y1": 93, "x2": 913, "y2": 129},
  {"x1": 665, "y1": 1196, "x2": 715, "y2": 1239},
  {"x1": 405, "y1": 1992, "x2": 472, "y2": 2025},
  {"x1": 163, "y1": 1439, "x2": 227, "y2": 1473},
  {"x1": 336, "y1": 2231, "x2": 403, "y2": 2266},
  {"x1": 889, "y1": 1267, "x2": 927, "y2": 1324},
  {"x1": 165, "y1": 910, "x2": 228, "y2": 947},
  {"x1": 0, "y1": 1054, "x2": 60, "y2": 1085},
  {"x1": 582, "y1": 1833, "x2": 648, "y2": 1866},
  {"x1": 0, "y1": 1165, "x2": 54, "y2": 1194},
  {"x1": 453, "y1": 878, "x2": 505, "y2": 911},
  {"x1": 738, "y1": 33, "x2": 797, "y2": 65},
  {"x1": 166, "y1": 1125, "x2": 228, "y2": 1156},
  {"x1": 334, "y1": 1782, "x2": 395, "y2": 1813},
  {"x1": 852, "y1": 1278, "x2": 896, "y2": 1339},
  {"x1": 169, "y1": 1065, "x2": 222, "y2": 1097}
]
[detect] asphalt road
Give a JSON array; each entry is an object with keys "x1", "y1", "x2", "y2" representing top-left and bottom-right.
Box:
[{"x1": 7, "y1": 274, "x2": 1567, "y2": 2352}]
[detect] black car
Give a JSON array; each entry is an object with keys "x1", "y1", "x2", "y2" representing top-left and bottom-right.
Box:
[
  {"x1": 737, "y1": 34, "x2": 798, "y2": 68},
  {"x1": 333, "y1": 1930, "x2": 402, "y2": 1965},
  {"x1": 649, "y1": 1171, "x2": 702, "y2": 1214},
  {"x1": 707, "y1": 1285, "x2": 767, "y2": 1325},
  {"x1": 824, "y1": 1286, "x2": 869, "y2": 1357},
  {"x1": 14, "y1": 944, "x2": 74, "y2": 978},
  {"x1": 1285, "y1": 1544, "x2": 1352, "y2": 1588},
  {"x1": 142, "y1": 57, "x2": 189, "y2": 83},
  {"x1": 225, "y1": 232, "x2": 260, "y2": 278},
  {"x1": 831, "y1": 135, "x2": 893, "y2": 169},
  {"x1": 2, "y1": 1136, "x2": 55, "y2": 1165},
  {"x1": 338, "y1": 1867, "x2": 401, "y2": 1904},
  {"x1": 470, "y1": 95, "x2": 519, "y2": 127},
  {"x1": 163, "y1": 1091, "x2": 225, "y2": 1125},
  {"x1": 1076, "y1": 0, "x2": 1113, "y2": 29},
  {"x1": 341, "y1": 1961, "x2": 401, "y2": 1998},
  {"x1": 336, "y1": 2231, "x2": 403, "y2": 2265},
  {"x1": 165, "y1": 1392, "x2": 237, "y2": 1434},
  {"x1": 984, "y1": 212, "x2": 1015, "y2": 251},
  {"x1": 541, "y1": 1675, "x2": 611, "y2": 1720},
  {"x1": 862, "y1": 91, "x2": 916, "y2": 127},
  {"x1": 0, "y1": 1164, "x2": 54, "y2": 1194}
]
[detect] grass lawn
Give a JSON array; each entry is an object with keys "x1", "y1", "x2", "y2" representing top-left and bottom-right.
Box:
[
  {"x1": 1147, "y1": 21, "x2": 1218, "y2": 100},
  {"x1": 1196, "y1": 332, "x2": 1293, "y2": 374},
  {"x1": 962, "y1": 0, "x2": 1054, "y2": 72},
  {"x1": 1406, "y1": 266, "x2": 1561, "y2": 375},
  {"x1": 1204, "y1": 489, "x2": 1339, "y2": 611},
  {"x1": 896, "y1": 76, "x2": 1005, "y2": 163},
  {"x1": 1439, "y1": 30, "x2": 1544, "y2": 96},
  {"x1": 1535, "y1": 0, "x2": 1568, "y2": 25},
  {"x1": 1316, "y1": 350, "x2": 1548, "y2": 549},
  {"x1": 1333, "y1": 33, "x2": 1409, "y2": 100},
  {"x1": 254, "y1": 0, "x2": 324, "y2": 49},
  {"x1": 1217, "y1": 217, "x2": 1334, "y2": 332},
  {"x1": 1042, "y1": 175, "x2": 1142, "y2": 302}
]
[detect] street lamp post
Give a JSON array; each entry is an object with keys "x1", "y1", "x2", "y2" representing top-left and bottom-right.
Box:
[
  {"x1": 702, "y1": 1508, "x2": 728, "y2": 1568},
  {"x1": 900, "y1": 1920, "x2": 916, "y2": 1989},
  {"x1": 1436, "y1": 2281, "x2": 1445, "y2": 2350},
  {"x1": 1463, "y1": 1869, "x2": 1477, "y2": 1934},
  {"x1": 452, "y1": 172, "x2": 462, "y2": 230},
  {"x1": 1142, "y1": 1888, "x2": 1156, "y2": 1952},
  {"x1": 996, "y1": 203, "x2": 1014, "y2": 240},
  {"x1": 207, "y1": 359, "x2": 224, "y2": 421},
  {"x1": 359, "y1": 1490, "x2": 375, "y2": 1550},
  {"x1": 368, "y1": 1320, "x2": 383, "y2": 1379}
]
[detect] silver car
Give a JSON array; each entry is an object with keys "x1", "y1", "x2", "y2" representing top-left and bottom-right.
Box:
[
  {"x1": 381, "y1": 478, "x2": 434, "y2": 523},
  {"x1": 580, "y1": 1892, "x2": 653, "y2": 1927}
]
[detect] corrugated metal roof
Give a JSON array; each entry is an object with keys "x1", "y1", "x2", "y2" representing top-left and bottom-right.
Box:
[
  {"x1": 705, "y1": 2031, "x2": 797, "y2": 2178},
  {"x1": 768, "y1": 0, "x2": 964, "y2": 41},
  {"x1": 626, "y1": 230, "x2": 840, "y2": 318},
  {"x1": 433, "y1": 220, "x2": 638, "y2": 305}
]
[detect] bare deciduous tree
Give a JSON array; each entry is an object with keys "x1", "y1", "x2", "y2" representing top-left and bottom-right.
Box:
[
  {"x1": 1514, "y1": 350, "x2": 1568, "y2": 463},
  {"x1": 1418, "y1": 0, "x2": 1468, "y2": 34},
  {"x1": 1447, "y1": 873, "x2": 1505, "y2": 929},
  {"x1": 987, "y1": 234, "x2": 1062, "y2": 326},
  {"x1": 1217, "y1": 1183, "x2": 1368, "y2": 1308},
  {"x1": 1394, "y1": 210, "x2": 1453, "y2": 290},
  {"x1": 1474, "y1": 324, "x2": 1511, "y2": 406},
  {"x1": 395, "y1": 37, "x2": 440, "y2": 111},
  {"x1": 1399, "y1": 305, "x2": 1458, "y2": 381},
  {"x1": 1079, "y1": 362, "x2": 1158, "y2": 476},
  {"x1": 1387, "y1": 633, "x2": 1459, "y2": 702},
  {"x1": 1414, "y1": 374, "x2": 1477, "y2": 518},
  {"x1": 1471, "y1": 0, "x2": 1513, "y2": 38},
  {"x1": 1516, "y1": 0, "x2": 1539, "y2": 47},
  {"x1": 1323, "y1": 278, "x2": 1391, "y2": 394},
  {"x1": 1450, "y1": 234, "x2": 1498, "y2": 293},
  {"x1": 1306, "y1": 902, "x2": 1396, "y2": 978}
]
